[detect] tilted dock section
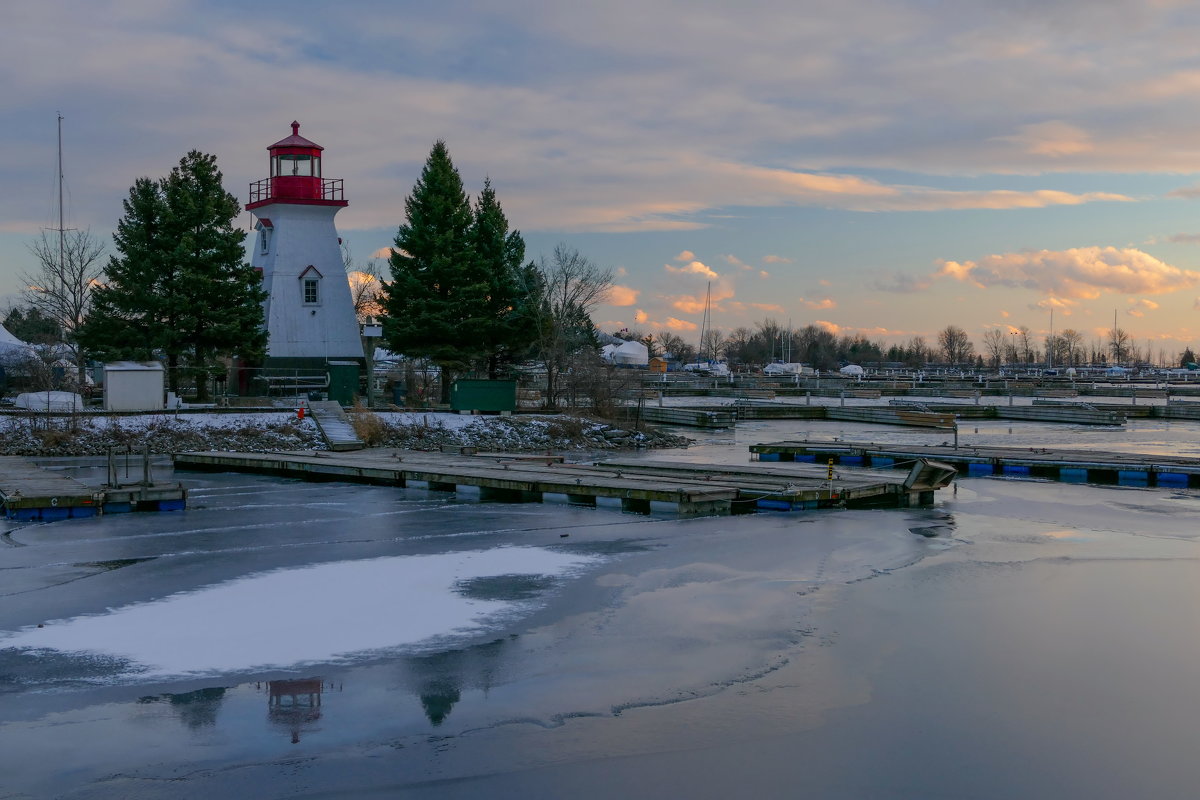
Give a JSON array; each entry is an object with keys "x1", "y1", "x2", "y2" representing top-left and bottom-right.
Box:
[
  {"x1": 308, "y1": 401, "x2": 365, "y2": 451},
  {"x1": 0, "y1": 455, "x2": 186, "y2": 520},
  {"x1": 173, "y1": 448, "x2": 957, "y2": 515},
  {"x1": 750, "y1": 439, "x2": 1200, "y2": 487}
]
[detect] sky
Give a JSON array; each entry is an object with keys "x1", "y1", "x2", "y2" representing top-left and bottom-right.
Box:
[{"x1": 7, "y1": 1, "x2": 1200, "y2": 359}]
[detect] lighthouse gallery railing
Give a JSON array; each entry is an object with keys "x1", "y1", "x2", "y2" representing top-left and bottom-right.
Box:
[{"x1": 247, "y1": 178, "x2": 345, "y2": 205}]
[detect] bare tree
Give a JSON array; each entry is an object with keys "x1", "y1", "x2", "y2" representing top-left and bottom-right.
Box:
[
  {"x1": 981, "y1": 329, "x2": 1006, "y2": 368},
  {"x1": 1059, "y1": 329, "x2": 1082, "y2": 366},
  {"x1": 23, "y1": 229, "x2": 105, "y2": 385},
  {"x1": 937, "y1": 325, "x2": 974, "y2": 364},
  {"x1": 657, "y1": 331, "x2": 695, "y2": 364},
  {"x1": 1108, "y1": 324, "x2": 1131, "y2": 366},
  {"x1": 533, "y1": 244, "x2": 613, "y2": 409}
]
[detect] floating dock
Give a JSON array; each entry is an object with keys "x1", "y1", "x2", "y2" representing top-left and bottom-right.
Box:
[
  {"x1": 750, "y1": 440, "x2": 1200, "y2": 487},
  {"x1": 173, "y1": 448, "x2": 957, "y2": 515},
  {"x1": 0, "y1": 456, "x2": 186, "y2": 520}
]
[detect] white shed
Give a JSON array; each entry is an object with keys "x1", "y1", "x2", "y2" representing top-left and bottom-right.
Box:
[{"x1": 104, "y1": 361, "x2": 165, "y2": 411}]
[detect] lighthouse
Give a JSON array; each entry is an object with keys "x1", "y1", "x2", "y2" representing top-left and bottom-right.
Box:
[{"x1": 246, "y1": 122, "x2": 363, "y2": 383}]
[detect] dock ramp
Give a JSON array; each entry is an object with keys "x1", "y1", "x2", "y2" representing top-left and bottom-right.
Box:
[{"x1": 308, "y1": 401, "x2": 365, "y2": 451}]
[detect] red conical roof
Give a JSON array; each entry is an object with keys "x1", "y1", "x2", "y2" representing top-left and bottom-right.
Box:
[{"x1": 268, "y1": 121, "x2": 323, "y2": 151}]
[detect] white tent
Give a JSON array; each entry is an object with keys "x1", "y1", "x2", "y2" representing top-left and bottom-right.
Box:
[
  {"x1": 839, "y1": 364, "x2": 865, "y2": 376},
  {"x1": 0, "y1": 325, "x2": 34, "y2": 361}
]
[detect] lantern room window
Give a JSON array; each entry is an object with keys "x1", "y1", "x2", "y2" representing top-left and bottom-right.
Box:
[{"x1": 273, "y1": 153, "x2": 321, "y2": 177}]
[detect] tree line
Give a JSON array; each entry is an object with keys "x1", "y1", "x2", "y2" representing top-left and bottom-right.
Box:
[{"x1": 10, "y1": 141, "x2": 1197, "y2": 405}]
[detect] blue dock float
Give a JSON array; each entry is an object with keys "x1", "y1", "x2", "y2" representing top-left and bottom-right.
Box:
[{"x1": 750, "y1": 440, "x2": 1200, "y2": 490}]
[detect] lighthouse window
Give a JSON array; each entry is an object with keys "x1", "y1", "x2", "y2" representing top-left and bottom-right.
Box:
[
  {"x1": 303, "y1": 278, "x2": 320, "y2": 305},
  {"x1": 273, "y1": 154, "x2": 317, "y2": 177}
]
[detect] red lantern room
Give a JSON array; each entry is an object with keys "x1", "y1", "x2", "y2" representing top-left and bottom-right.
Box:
[{"x1": 246, "y1": 121, "x2": 347, "y2": 210}]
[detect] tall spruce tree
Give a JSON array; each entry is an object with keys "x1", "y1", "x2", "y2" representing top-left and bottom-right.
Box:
[
  {"x1": 79, "y1": 151, "x2": 267, "y2": 401},
  {"x1": 382, "y1": 141, "x2": 478, "y2": 403},
  {"x1": 469, "y1": 177, "x2": 535, "y2": 378}
]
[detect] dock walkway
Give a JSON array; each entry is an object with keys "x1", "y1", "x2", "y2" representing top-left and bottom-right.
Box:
[
  {"x1": 0, "y1": 456, "x2": 187, "y2": 520},
  {"x1": 173, "y1": 448, "x2": 957, "y2": 515},
  {"x1": 750, "y1": 440, "x2": 1200, "y2": 487}
]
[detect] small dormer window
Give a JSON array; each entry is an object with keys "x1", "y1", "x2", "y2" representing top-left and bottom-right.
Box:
[{"x1": 299, "y1": 265, "x2": 323, "y2": 305}]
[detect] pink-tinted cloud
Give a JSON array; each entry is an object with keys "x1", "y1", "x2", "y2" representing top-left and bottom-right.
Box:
[
  {"x1": 1126, "y1": 298, "x2": 1160, "y2": 317},
  {"x1": 997, "y1": 121, "x2": 1095, "y2": 158},
  {"x1": 608, "y1": 285, "x2": 640, "y2": 306},
  {"x1": 665, "y1": 260, "x2": 719, "y2": 279},
  {"x1": 759, "y1": 270, "x2": 770, "y2": 279},
  {"x1": 674, "y1": 250, "x2": 695, "y2": 262},
  {"x1": 937, "y1": 247, "x2": 1200, "y2": 299},
  {"x1": 723, "y1": 254, "x2": 753, "y2": 270},
  {"x1": 801, "y1": 297, "x2": 837, "y2": 310},
  {"x1": 369, "y1": 246, "x2": 393, "y2": 259},
  {"x1": 763, "y1": 254, "x2": 792, "y2": 264},
  {"x1": 815, "y1": 320, "x2": 841, "y2": 334}
]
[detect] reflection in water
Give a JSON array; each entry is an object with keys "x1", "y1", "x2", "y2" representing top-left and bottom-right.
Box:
[
  {"x1": 137, "y1": 686, "x2": 229, "y2": 729},
  {"x1": 402, "y1": 637, "x2": 511, "y2": 726},
  {"x1": 264, "y1": 677, "x2": 331, "y2": 744}
]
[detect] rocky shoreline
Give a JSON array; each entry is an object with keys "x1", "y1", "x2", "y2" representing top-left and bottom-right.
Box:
[{"x1": 0, "y1": 411, "x2": 691, "y2": 457}]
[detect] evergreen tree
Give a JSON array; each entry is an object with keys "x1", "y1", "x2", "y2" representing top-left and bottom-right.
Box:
[
  {"x1": 382, "y1": 141, "x2": 480, "y2": 403},
  {"x1": 79, "y1": 151, "x2": 267, "y2": 400},
  {"x1": 469, "y1": 177, "x2": 535, "y2": 378},
  {"x1": 3, "y1": 306, "x2": 62, "y2": 345}
]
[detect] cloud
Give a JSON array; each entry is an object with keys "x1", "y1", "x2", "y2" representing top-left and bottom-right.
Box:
[
  {"x1": 759, "y1": 270, "x2": 770, "y2": 279},
  {"x1": 762, "y1": 255, "x2": 792, "y2": 264},
  {"x1": 608, "y1": 285, "x2": 640, "y2": 306},
  {"x1": 801, "y1": 297, "x2": 837, "y2": 310},
  {"x1": 997, "y1": 121, "x2": 1094, "y2": 158},
  {"x1": 1030, "y1": 297, "x2": 1077, "y2": 314},
  {"x1": 615, "y1": 266, "x2": 628, "y2": 277},
  {"x1": 674, "y1": 251, "x2": 695, "y2": 262},
  {"x1": 665, "y1": 260, "x2": 719, "y2": 279},
  {"x1": 815, "y1": 320, "x2": 841, "y2": 334},
  {"x1": 1168, "y1": 185, "x2": 1200, "y2": 199},
  {"x1": 723, "y1": 254, "x2": 753, "y2": 270},
  {"x1": 370, "y1": 246, "x2": 394, "y2": 259},
  {"x1": 1169, "y1": 232, "x2": 1200, "y2": 243},
  {"x1": 669, "y1": 280, "x2": 735, "y2": 314},
  {"x1": 1126, "y1": 297, "x2": 1160, "y2": 317},
  {"x1": 873, "y1": 271, "x2": 934, "y2": 293},
  {"x1": 936, "y1": 247, "x2": 1200, "y2": 299},
  {"x1": 633, "y1": 312, "x2": 697, "y2": 331}
]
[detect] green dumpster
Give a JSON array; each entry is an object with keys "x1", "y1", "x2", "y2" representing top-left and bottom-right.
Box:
[
  {"x1": 450, "y1": 379, "x2": 517, "y2": 413},
  {"x1": 327, "y1": 361, "x2": 360, "y2": 406}
]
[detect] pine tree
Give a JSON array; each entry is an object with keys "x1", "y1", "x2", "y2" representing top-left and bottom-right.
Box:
[
  {"x1": 79, "y1": 151, "x2": 267, "y2": 400},
  {"x1": 382, "y1": 141, "x2": 479, "y2": 403}
]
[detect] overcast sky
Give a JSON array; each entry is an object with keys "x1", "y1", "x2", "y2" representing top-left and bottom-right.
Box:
[{"x1": 7, "y1": 0, "x2": 1200, "y2": 356}]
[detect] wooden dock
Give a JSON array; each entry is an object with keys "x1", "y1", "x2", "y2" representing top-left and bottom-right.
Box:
[
  {"x1": 173, "y1": 448, "x2": 958, "y2": 515},
  {"x1": 0, "y1": 456, "x2": 187, "y2": 520},
  {"x1": 640, "y1": 406, "x2": 737, "y2": 428},
  {"x1": 750, "y1": 439, "x2": 1200, "y2": 487}
]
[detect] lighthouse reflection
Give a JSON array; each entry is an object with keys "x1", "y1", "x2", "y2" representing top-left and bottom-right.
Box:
[{"x1": 263, "y1": 677, "x2": 332, "y2": 744}]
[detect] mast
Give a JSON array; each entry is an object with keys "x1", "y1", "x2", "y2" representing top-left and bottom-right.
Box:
[
  {"x1": 57, "y1": 113, "x2": 64, "y2": 282},
  {"x1": 698, "y1": 281, "x2": 711, "y2": 362}
]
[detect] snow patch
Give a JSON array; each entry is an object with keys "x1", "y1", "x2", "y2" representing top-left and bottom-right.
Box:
[{"x1": 1, "y1": 547, "x2": 597, "y2": 679}]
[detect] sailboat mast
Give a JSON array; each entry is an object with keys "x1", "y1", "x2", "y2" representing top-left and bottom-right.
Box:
[
  {"x1": 57, "y1": 113, "x2": 65, "y2": 279},
  {"x1": 698, "y1": 281, "x2": 711, "y2": 362}
]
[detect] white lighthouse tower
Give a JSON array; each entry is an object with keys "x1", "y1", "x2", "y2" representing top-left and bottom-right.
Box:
[{"x1": 246, "y1": 122, "x2": 363, "y2": 378}]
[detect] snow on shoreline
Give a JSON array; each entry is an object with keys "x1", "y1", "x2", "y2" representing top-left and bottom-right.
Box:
[{"x1": 0, "y1": 410, "x2": 690, "y2": 456}]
